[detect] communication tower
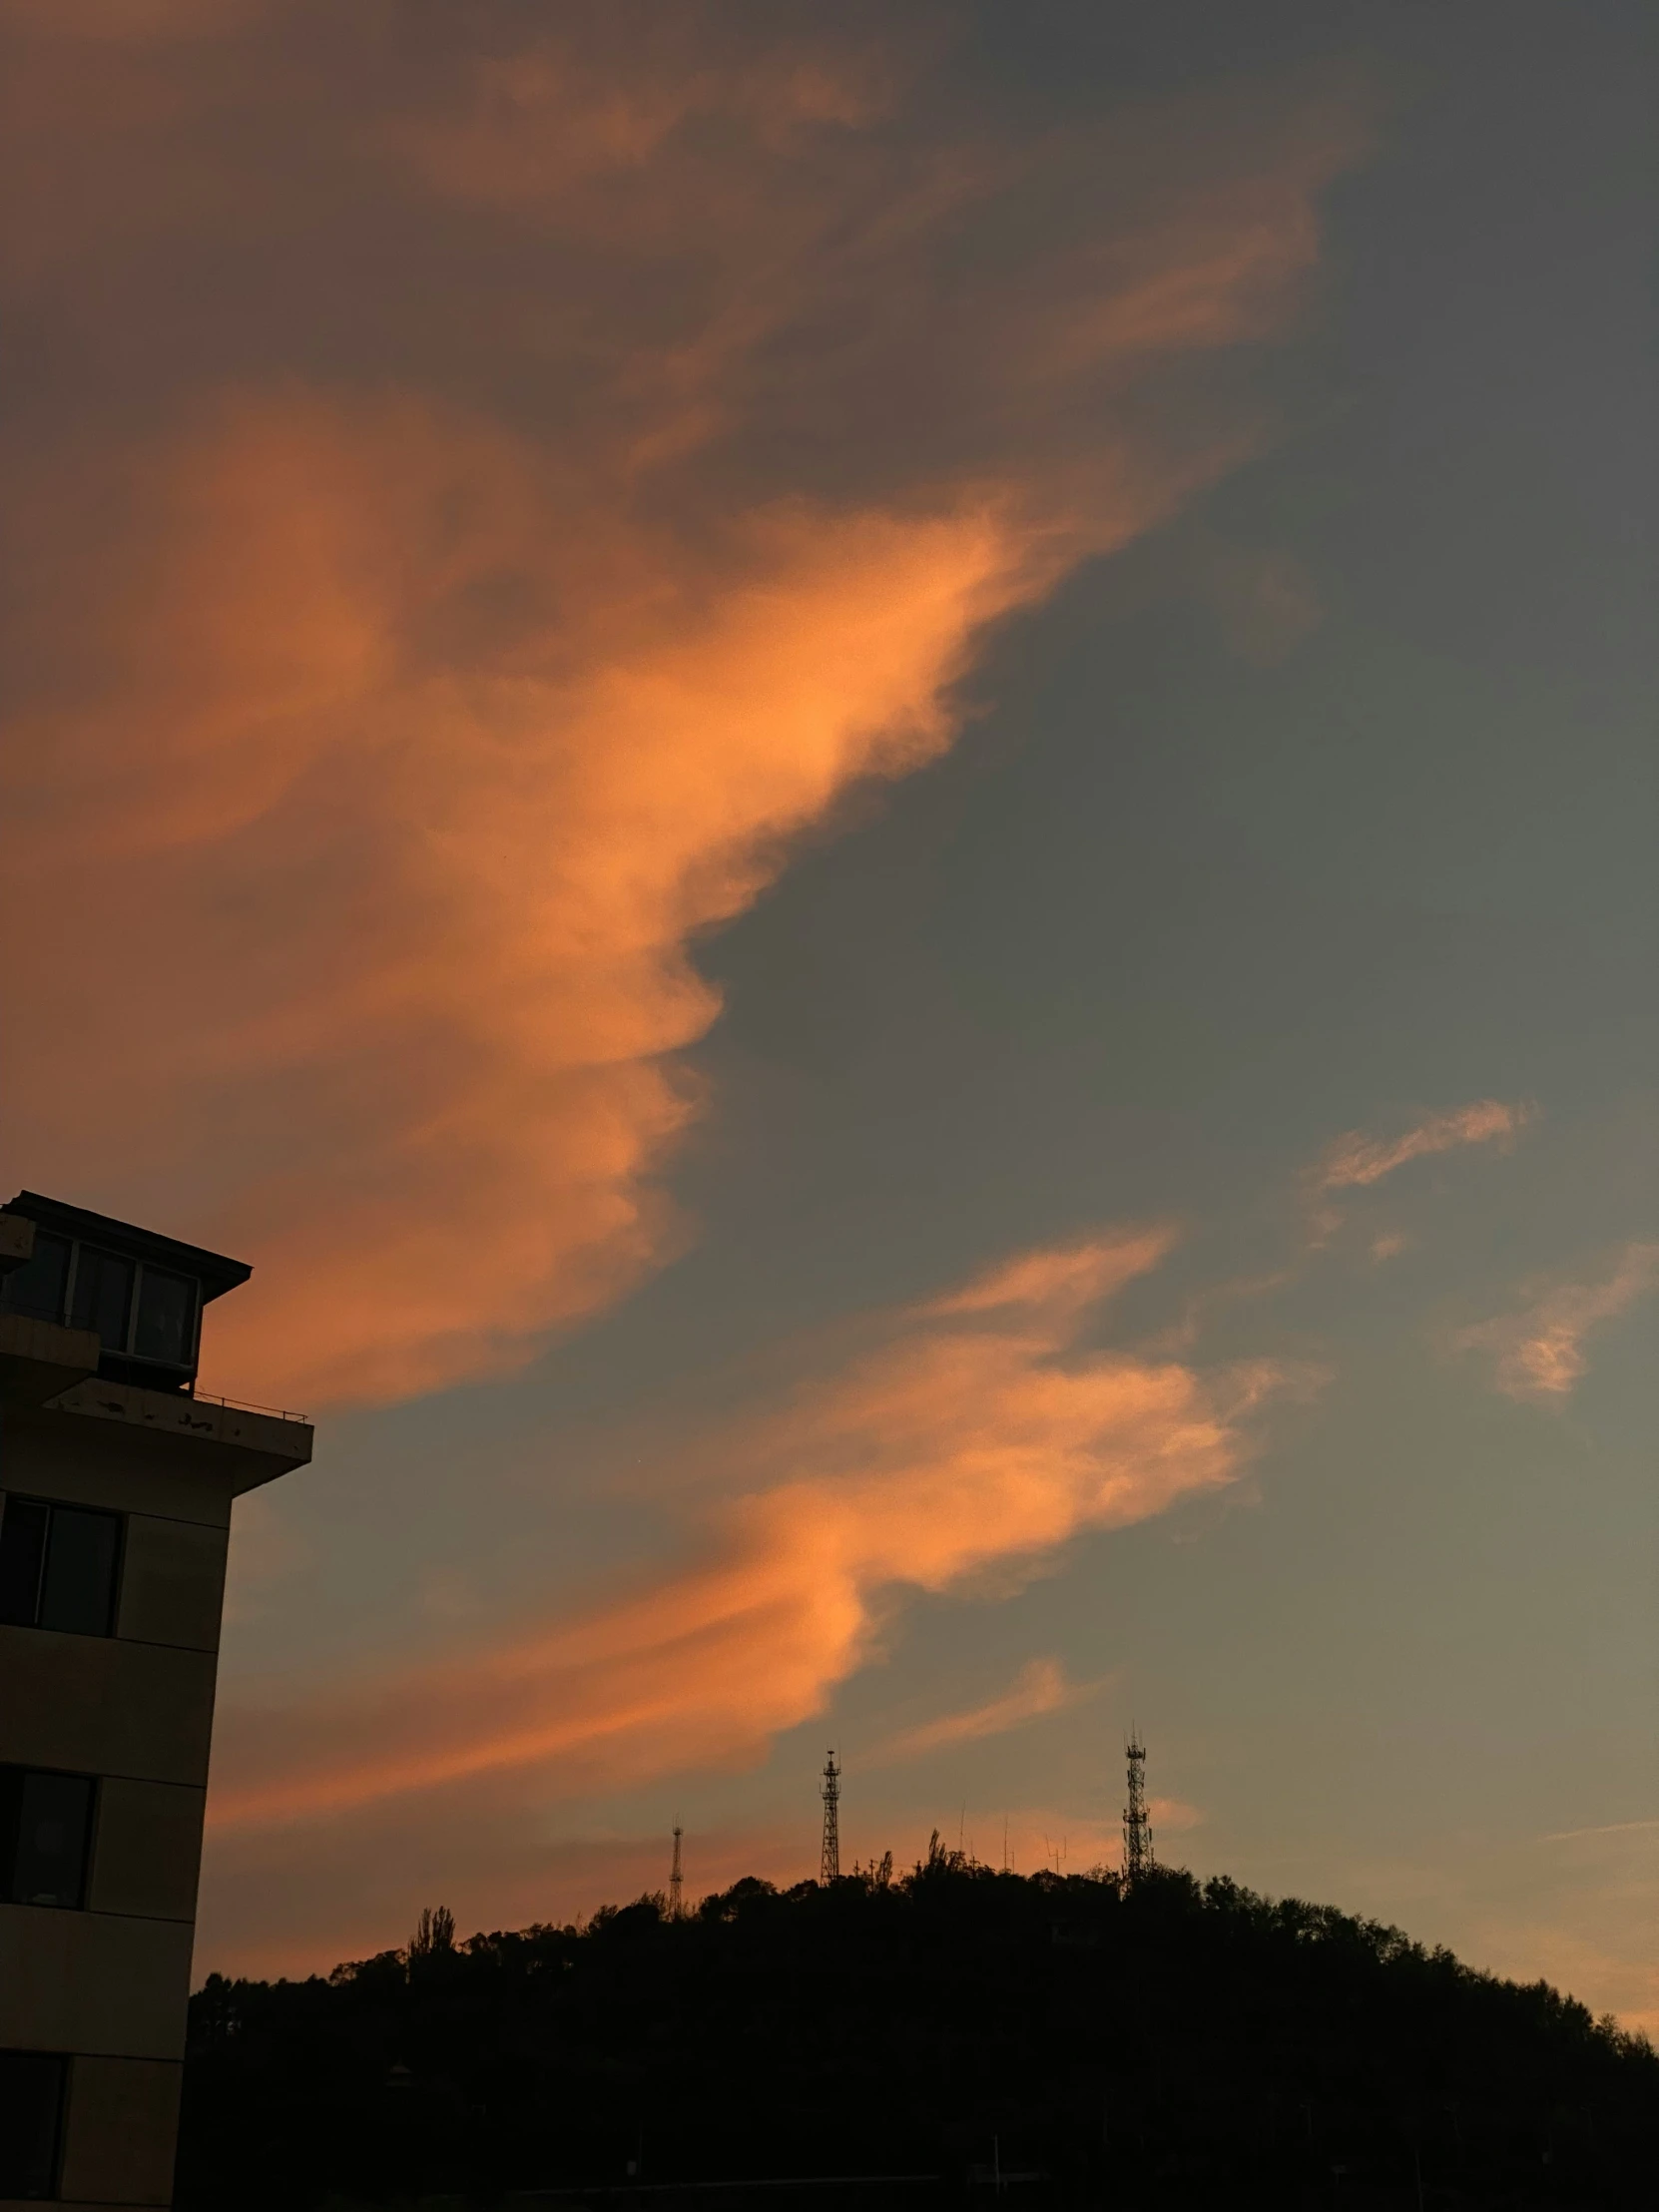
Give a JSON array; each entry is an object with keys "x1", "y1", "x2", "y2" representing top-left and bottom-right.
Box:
[
  {"x1": 1122, "y1": 1732, "x2": 1154, "y2": 1887},
  {"x1": 669, "y1": 1824, "x2": 684, "y2": 1919},
  {"x1": 820, "y1": 1749, "x2": 840, "y2": 1883}
]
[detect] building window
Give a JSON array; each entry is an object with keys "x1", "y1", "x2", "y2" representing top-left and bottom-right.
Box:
[
  {"x1": 0, "y1": 1233, "x2": 202, "y2": 1383},
  {"x1": 133, "y1": 1265, "x2": 197, "y2": 1366},
  {"x1": 0, "y1": 1231, "x2": 70, "y2": 1325},
  {"x1": 0, "y1": 2051, "x2": 67, "y2": 2199},
  {"x1": 0, "y1": 1769, "x2": 97, "y2": 1909},
  {"x1": 68, "y1": 1245, "x2": 135, "y2": 1351},
  {"x1": 0, "y1": 1497, "x2": 122, "y2": 1636}
]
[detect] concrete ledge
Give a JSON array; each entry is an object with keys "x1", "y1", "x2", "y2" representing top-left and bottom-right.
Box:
[
  {"x1": 43, "y1": 1379, "x2": 312, "y2": 1491},
  {"x1": 0, "y1": 1419, "x2": 235, "y2": 1526},
  {"x1": 0, "y1": 1312, "x2": 100, "y2": 1409}
]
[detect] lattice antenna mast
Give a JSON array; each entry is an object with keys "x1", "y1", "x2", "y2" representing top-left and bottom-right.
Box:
[
  {"x1": 668, "y1": 1824, "x2": 684, "y2": 1920},
  {"x1": 820, "y1": 1750, "x2": 840, "y2": 1884},
  {"x1": 1122, "y1": 1732, "x2": 1154, "y2": 1888}
]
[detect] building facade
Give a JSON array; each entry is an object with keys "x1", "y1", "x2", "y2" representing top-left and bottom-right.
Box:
[{"x1": 0, "y1": 1194, "x2": 311, "y2": 2209}]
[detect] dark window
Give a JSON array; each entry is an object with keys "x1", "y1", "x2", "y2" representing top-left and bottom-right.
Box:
[
  {"x1": 39, "y1": 1507, "x2": 121, "y2": 1634},
  {"x1": 0, "y1": 1497, "x2": 121, "y2": 1635},
  {"x1": 0, "y1": 1498, "x2": 48, "y2": 1625},
  {"x1": 0, "y1": 1769, "x2": 96, "y2": 1909},
  {"x1": 0, "y1": 1233, "x2": 71, "y2": 1326},
  {"x1": 133, "y1": 1266, "x2": 197, "y2": 1367},
  {"x1": 69, "y1": 1245, "x2": 134, "y2": 1351},
  {"x1": 0, "y1": 2050, "x2": 67, "y2": 2198}
]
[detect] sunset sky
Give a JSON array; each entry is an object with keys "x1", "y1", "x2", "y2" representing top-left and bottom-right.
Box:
[{"x1": 2, "y1": 3, "x2": 1654, "y2": 2024}]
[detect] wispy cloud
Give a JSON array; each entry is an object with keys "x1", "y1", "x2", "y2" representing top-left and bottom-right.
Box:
[
  {"x1": 1314, "y1": 1100, "x2": 1535, "y2": 1195},
  {"x1": 0, "y1": 4, "x2": 1370, "y2": 1410},
  {"x1": 1305, "y1": 1099, "x2": 1535, "y2": 1246},
  {"x1": 1196, "y1": 536, "x2": 1323, "y2": 667},
  {"x1": 205, "y1": 1226, "x2": 1295, "y2": 1832},
  {"x1": 1539, "y1": 1819, "x2": 1659, "y2": 1846},
  {"x1": 1149, "y1": 1796, "x2": 1205, "y2": 1835},
  {"x1": 870, "y1": 1657, "x2": 1101, "y2": 1765},
  {"x1": 1452, "y1": 1243, "x2": 1659, "y2": 1403}
]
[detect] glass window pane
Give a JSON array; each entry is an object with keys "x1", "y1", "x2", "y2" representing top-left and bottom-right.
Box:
[
  {"x1": 0, "y1": 2050, "x2": 67, "y2": 2198},
  {"x1": 0, "y1": 1769, "x2": 19, "y2": 1886},
  {"x1": 0, "y1": 1499, "x2": 49, "y2": 1628},
  {"x1": 38, "y1": 1508, "x2": 121, "y2": 1637},
  {"x1": 69, "y1": 1246, "x2": 134, "y2": 1352},
  {"x1": 10, "y1": 1773, "x2": 94, "y2": 1909},
  {"x1": 133, "y1": 1268, "x2": 197, "y2": 1366},
  {"x1": 0, "y1": 1233, "x2": 71, "y2": 1325}
]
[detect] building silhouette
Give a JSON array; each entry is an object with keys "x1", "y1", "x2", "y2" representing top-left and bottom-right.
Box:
[{"x1": 0, "y1": 1192, "x2": 312, "y2": 2208}]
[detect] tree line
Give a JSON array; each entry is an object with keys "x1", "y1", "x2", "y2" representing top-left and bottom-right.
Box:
[{"x1": 179, "y1": 1847, "x2": 1658, "y2": 2208}]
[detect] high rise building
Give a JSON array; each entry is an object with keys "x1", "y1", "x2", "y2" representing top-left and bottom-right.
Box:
[{"x1": 0, "y1": 1192, "x2": 312, "y2": 2209}]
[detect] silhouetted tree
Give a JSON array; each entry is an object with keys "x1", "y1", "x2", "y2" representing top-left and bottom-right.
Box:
[
  {"x1": 180, "y1": 1861, "x2": 1659, "y2": 2211},
  {"x1": 406, "y1": 1904, "x2": 455, "y2": 1965}
]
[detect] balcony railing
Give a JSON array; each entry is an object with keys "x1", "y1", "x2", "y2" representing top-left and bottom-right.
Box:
[{"x1": 188, "y1": 1386, "x2": 311, "y2": 1426}]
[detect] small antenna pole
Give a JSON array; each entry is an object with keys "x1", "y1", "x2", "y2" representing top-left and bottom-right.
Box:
[
  {"x1": 820, "y1": 1750, "x2": 840, "y2": 1883},
  {"x1": 668, "y1": 1824, "x2": 684, "y2": 1920},
  {"x1": 1122, "y1": 1730, "x2": 1154, "y2": 1888}
]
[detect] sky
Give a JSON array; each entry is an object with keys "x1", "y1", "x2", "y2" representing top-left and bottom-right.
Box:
[{"x1": 1, "y1": 1, "x2": 1654, "y2": 2025}]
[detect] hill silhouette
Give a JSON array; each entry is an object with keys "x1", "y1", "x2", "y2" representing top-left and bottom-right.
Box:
[{"x1": 179, "y1": 1849, "x2": 1657, "y2": 2210}]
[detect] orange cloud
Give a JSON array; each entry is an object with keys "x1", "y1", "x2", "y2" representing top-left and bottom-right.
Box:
[
  {"x1": 1452, "y1": 1242, "x2": 1659, "y2": 1403},
  {"x1": 6, "y1": 401, "x2": 1063, "y2": 1408},
  {"x1": 1148, "y1": 1796, "x2": 1205, "y2": 1836},
  {"x1": 870, "y1": 1656, "x2": 1101, "y2": 1764},
  {"x1": 205, "y1": 1228, "x2": 1292, "y2": 1832},
  {"x1": 0, "y1": 11, "x2": 1368, "y2": 1409},
  {"x1": 1304, "y1": 1099, "x2": 1536, "y2": 1248},
  {"x1": 925, "y1": 1233, "x2": 1172, "y2": 1321},
  {"x1": 1313, "y1": 1100, "x2": 1535, "y2": 1195}
]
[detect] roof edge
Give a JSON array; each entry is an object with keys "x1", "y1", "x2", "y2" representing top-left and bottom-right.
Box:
[{"x1": 4, "y1": 1191, "x2": 254, "y2": 1303}]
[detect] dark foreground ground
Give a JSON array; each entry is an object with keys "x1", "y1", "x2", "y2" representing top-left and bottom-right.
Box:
[{"x1": 178, "y1": 1856, "x2": 1658, "y2": 2210}]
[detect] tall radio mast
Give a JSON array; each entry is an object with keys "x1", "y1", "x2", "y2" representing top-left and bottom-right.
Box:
[
  {"x1": 820, "y1": 1750, "x2": 840, "y2": 1884},
  {"x1": 668, "y1": 1824, "x2": 684, "y2": 1920},
  {"x1": 1122, "y1": 1733, "x2": 1154, "y2": 1888}
]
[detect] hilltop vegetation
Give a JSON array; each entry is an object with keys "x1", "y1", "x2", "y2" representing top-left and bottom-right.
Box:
[{"x1": 179, "y1": 1851, "x2": 1657, "y2": 2210}]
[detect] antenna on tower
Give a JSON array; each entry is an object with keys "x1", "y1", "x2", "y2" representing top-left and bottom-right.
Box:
[
  {"x1": 668, "y1": 1824, "x2": 684, "y2": 1920},
  {"x1": 1122, "y1": 1730, "x2": 1154, "y2": 1889},
  {"x1": 820, "y1": 1749, "x2": 840, "y2": 1884}
]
